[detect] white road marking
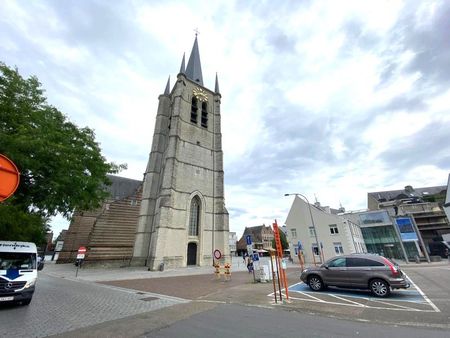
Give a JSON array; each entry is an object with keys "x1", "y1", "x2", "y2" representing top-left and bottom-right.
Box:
[
  {"x1": 403, "y1": 272, "x2": 441, "y2": 312},
  {"x1": 277, "y1": 280, "x2": 438, "y2": 313},
  {"x1": 328, "y1": 294, "x2": 365, "y2": 307},
  {"x1": 369, "y1": 298, "x2": 421, "y2": 311}
]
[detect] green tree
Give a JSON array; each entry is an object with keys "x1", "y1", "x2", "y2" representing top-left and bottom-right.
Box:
[
  {"x1": 272, "y1": 228, "x2": 289, "y2": 251},
  {"x1": 0, "y1": 62, "x2": 125, "y2": 243}
]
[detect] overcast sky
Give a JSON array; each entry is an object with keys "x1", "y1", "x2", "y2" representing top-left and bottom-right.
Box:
[{"x1": 1, "y1": 0, "x2": 449, "y2": 239}]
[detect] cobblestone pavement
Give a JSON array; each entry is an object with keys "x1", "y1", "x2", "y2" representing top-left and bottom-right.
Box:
[{"x1": 0, "y1": 273, "x2": 188, "y2": 338}]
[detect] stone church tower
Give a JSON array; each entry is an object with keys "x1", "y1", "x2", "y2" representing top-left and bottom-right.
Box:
[{"x1": 132, "y1": 37, "x2": 229, "y2": 270}]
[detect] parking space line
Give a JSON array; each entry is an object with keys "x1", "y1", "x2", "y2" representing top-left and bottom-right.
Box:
[
  {"x1": 298, "y1": 290, "x2": 327, "y2": 302},
  {"x1": 369, "y1": 298, "x2": 421, "y2": 311},
  {"x1": 328, "y1": 294, "x2": 365, "y2": 307},
  {"x1": 404, "y1": 272, "x2": 440, "y2": 312}
]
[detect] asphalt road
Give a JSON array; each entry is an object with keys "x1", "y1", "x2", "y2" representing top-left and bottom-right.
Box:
[{"x1": 1, "y1": 263, "x2": 449, "y2": 337}]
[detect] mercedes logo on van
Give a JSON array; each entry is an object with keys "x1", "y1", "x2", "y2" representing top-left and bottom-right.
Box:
[{"x1": 6, "y1": 282, "x2": 13, "y2": 289}]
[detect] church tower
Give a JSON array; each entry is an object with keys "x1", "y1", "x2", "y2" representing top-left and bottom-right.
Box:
[{"x1": 132, "y1": 36, "x2": 229, "y2": 270}]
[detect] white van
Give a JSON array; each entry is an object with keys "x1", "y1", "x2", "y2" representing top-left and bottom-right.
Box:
[{"x1": 0, "y1": 241, "x2": 44, "y2": 305}]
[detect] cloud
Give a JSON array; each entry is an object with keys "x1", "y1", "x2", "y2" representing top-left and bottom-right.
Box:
[{"x1": 2, "y1": 0, "x2": 449, "y2": 239}]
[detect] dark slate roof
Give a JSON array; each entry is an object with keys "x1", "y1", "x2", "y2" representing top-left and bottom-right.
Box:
[
  {"x1": 368, "y1": 185, "x2": 447, "y2": 202},
  {"x1": 185, "y1": 36, "x2": 203, "y2": 86},
  {"x1": 106, "y1": 175, "x2": 142, "y2": 200}
]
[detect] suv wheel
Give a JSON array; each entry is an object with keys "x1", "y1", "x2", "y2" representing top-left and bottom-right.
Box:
[
  {"x1": 308, "y1": 275, "x2": 324, "y2": 291},
  {"x1": 370, "y1": 279, "x2": 390, "y2": 297}
]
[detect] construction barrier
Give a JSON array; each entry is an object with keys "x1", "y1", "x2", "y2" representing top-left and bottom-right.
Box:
[{"x1": 214, "y1": 263, "x2": 231, "y2": 281}]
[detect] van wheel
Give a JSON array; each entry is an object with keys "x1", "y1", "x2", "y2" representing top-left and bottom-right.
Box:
[
  {"x1": 308, "y1": 275, "x2": 324, "y2": 291},
  {"x1": 370, "y1": 279, "x2": 390, "y2": 297}
]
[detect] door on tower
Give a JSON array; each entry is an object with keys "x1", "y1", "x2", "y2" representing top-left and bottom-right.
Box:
[{"x1": 187, "y1": 243, "x2": 197, "y2": 266}]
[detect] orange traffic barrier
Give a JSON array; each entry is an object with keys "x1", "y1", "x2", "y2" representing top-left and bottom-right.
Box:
[{"x1": 214, "y1": 263, "x2": 231, "y2": 281}]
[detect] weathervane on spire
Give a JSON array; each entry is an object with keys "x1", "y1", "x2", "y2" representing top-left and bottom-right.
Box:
[{"x1": 194, "y1": 28, "x2": 200, "y2": 37}]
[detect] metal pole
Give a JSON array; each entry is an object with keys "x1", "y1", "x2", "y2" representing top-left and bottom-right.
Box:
[
  {"x1": 269, "y1": 252, "x2": 277, "y2": 303},
  {"x1": 285, "y1": 193, "x2": 322, "y2": 264}
]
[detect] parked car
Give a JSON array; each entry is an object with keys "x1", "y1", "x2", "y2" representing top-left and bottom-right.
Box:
[
  {"x1": 428, "y1": 241, "x2": 450, "y2": 258},
  {"x1": 300, "y1": 254, "x2": 410, "y2": 297}
]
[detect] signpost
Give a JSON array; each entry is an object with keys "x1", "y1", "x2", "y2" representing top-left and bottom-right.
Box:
[{"x1": 75, "y1": 246, "x2": 87, "y2": 277}]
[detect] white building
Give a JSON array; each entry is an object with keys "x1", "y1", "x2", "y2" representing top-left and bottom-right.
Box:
[
  {"x1": 229, "y1": 232, "x2": 237, "y2": 256},
  {"x1": 285, "y1": 196, "x2": 366, "y2": 264}
]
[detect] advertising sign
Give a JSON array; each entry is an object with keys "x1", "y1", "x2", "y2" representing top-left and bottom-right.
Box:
[{"x1": 395, "y1": 217, "x2": 418, "y2": 242}]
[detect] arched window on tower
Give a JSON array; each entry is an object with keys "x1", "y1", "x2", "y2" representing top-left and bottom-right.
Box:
[
  {"x1": 189, "y1": 196, "x2": 200, "y2": 236},
  {"x1": 201, "y1": 102, "x2": 208, "y2": 128},
  {"x1": 191, "y1": 97, "x2": 198, "y2": 124}
]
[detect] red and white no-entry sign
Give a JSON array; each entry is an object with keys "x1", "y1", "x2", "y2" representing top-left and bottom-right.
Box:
[{"x1": 77, "y1": 246, "x2": 87, "y2": 259}]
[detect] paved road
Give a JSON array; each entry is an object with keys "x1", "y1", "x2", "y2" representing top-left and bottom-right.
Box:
[
  {"x1": 0, "y1": 272, "x2": 187, "y2": 338},
  {"x1": 148, "y1": 303, "x2": 450, "y2": 338}
]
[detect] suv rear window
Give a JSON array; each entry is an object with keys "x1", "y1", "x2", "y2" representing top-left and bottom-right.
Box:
[{"x1": 347, "y1": 257, "x2": 384, "y2": 267}]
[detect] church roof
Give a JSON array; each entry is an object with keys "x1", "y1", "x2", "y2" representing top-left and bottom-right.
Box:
[
  {"x1": 106, "y1": 175, "x2": 142, "y2": 200},
  {"x1": 185, "y1": 36, "x2": 203, "y2": 86}
]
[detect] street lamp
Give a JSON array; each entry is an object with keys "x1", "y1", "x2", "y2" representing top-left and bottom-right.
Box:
[{"x1": 284, "y1": 193, "x2": 322, "y2": 264}]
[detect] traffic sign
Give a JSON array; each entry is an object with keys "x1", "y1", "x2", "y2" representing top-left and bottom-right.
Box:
[
  {"x1": 252, "y1": 253, "x2": 259, "y2": 261},
  {"x1": 214, "y1": 249, "x2": 222, "y2": 260},
  {"x1": 0, "y1": 154, "x2": 20, "y2": 202},
  {"x1": 246, "y1": 235, "x2": 252, "y2": 245},
  {"x1": 78, "y1": 246, "x2": 87, "y2": 254},
  {"x1": 247, "y1": 244, "x2": 253, "y2": 255},
  {"x1": 76, "y1": 253, "x2": 85, "y2": 259}
]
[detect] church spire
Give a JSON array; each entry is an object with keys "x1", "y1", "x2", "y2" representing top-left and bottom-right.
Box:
[
  {"x1": 215, "y1": 73, "x2": 220, "y2": 95},
  {"x1": 179, "y1": 53, "x2": 186, "y2": 74},
  {"x1": 185, "y1": 36, "x2": 203, "y2": 86},
  {"x1": 164, "y1": 76, "x2": 170, "y2": 95}
]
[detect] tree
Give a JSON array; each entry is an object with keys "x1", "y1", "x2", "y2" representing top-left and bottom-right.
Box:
[
  {"x1": 272, "y1": 228, "x2": 289, "y2": 251},
  {"x1": 0, "y1": 62, "x2": 125, "y2": 243}
]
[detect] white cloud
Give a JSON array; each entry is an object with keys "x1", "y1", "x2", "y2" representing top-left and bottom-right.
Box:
[{"x1": 2, "y1": 0, "x2": 448, "y2": 240}]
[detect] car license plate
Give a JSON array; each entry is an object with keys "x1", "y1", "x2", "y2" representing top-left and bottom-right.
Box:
[{"x1": 0, "y1": 296, "x2": 14, "y2": 302}]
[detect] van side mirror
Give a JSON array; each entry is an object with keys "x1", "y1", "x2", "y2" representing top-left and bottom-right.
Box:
[{"x1": 37, "y1": 262, "x2": 45, "y2": 271}]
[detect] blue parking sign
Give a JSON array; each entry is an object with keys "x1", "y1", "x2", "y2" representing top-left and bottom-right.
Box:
[
  {"x1": 246, "y1": 235, "x2": 252, "y2": 245},
  {"x1": 252, "y1": 253, "x2": 259, "y2": 261}
]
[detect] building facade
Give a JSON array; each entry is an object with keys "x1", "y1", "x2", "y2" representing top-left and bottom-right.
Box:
[
  {"x1": 368, "y1": 185, "x2": 449, "y2": 249},
  {"x1": 285, "y1": 196, "x2": 366, "y2": 264},
  {"x1": 131, "y1": 37, "x2": 229, "y2": 269},
  {"x1": 236, "y1": 225, "x2": 274, "y2": 256},
  {"x1": 229, "y1": 232, "x2": 237, "y2": 256}
]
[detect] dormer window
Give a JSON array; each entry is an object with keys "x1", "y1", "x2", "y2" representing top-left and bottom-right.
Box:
[
  {"x1": 201, "y1": 102, "x2": 208, "y2": 128},
  {"x1": 191, "y1": 97, "x2": 198, "y2": 124}
]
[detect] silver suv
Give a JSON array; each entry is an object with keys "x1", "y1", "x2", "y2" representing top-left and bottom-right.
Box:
[{"x1": 300, "y1": 254, "x2": 410, "y2": 297}]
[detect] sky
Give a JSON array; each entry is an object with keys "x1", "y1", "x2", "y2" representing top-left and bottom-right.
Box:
[{"x1": 1, "y1": 0, "x2": 449, "y2": 239}]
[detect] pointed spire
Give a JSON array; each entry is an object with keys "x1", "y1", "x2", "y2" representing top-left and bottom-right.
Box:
[
  {"x1": 179, "y1": 53, "x2": 186, "y2": 74},
  {"x1": 164, "y1": 76, "x2": 170, "y2": 95},
  {"x1": 185, "y1": 36, "x2": 203, "y2": 86},
  {"x1": 215, "y1": 73, "x2": 220, "y2": 94}
]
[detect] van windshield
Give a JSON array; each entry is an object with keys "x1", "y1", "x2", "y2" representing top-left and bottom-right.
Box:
[{"x1": 0, "y1": 252, "x2": 36, "y2": 270}]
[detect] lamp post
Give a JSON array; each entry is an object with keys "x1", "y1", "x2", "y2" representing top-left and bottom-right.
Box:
[{"x1": 284, "y1": 193, "x2": 322, "y2": 264}]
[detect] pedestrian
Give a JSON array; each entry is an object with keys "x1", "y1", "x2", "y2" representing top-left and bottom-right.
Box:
[{"x1": 247, "y1": 258, "x2": 253, "y2": 273}]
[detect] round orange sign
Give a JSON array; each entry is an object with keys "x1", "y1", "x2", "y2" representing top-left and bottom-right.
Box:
[{"x1": 0, "y1": 154, "x2": 20, "y2": 202}]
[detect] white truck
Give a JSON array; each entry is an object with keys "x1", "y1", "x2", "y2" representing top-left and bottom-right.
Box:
[{"x1": 0, "y1": 241, "x2": 44, "y2": 305}]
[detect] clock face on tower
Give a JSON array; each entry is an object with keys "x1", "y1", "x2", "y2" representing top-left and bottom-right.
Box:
[{"x1": 193, "y1": 87, "x2": 208, "y2": 102}]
